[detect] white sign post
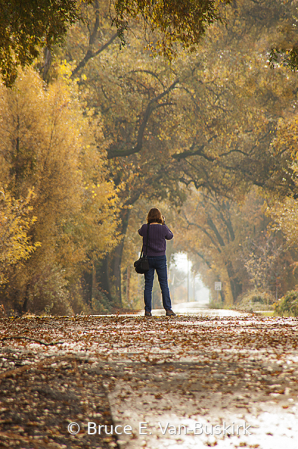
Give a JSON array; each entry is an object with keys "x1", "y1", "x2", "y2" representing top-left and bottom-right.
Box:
[{"x1": 215, "y1": 282, "x2": 222, "y2": 291}]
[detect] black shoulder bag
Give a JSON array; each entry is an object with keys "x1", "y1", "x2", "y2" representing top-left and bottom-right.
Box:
[{"x1": 134, "y1": 224, "x2": 150, "y2": 274}]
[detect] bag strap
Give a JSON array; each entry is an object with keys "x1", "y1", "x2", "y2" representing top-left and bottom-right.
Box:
[
  {"x1": 145, "y1": 223, "x2": 150, "y2": 255},
  {"x1": 140, "y1": 223, "x2": 150, "y2": 256}
]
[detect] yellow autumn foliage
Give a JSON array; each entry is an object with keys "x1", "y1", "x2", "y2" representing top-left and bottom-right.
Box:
[
  {"x1": 0, "y1": 188, "x2": 40, "y2": 285},
  {"x1": 0, "y1": 68, "x2": 120, "y2": 314}
]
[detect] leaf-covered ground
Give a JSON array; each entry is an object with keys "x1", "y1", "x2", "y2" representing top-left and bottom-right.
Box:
[{"x1": 0, "y1": 315, "x2": 298, "y2": 448}]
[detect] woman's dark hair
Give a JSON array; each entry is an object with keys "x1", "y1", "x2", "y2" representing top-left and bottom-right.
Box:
[{"x1": 147, "y1": 208, "x2": 163, "y2": 224}]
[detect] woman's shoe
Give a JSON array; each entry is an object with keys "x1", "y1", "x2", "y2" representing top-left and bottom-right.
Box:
[
  {"x1": 145, "y1": 311, "x2": 152, "y2": 317},
  {"x1": 166, "y1": 309, "x2": 176, "y2": 316}
]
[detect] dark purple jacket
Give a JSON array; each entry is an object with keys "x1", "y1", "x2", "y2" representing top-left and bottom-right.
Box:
[{"x1": 138, "y1": 223, "x2": 173, "y2": 256}]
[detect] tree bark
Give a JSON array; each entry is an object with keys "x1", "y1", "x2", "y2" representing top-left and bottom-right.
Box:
[
  {"x1": 43, "y1": 47, "x2": 52, "y2": 82},
  {"x1": 96, "y1": 208, "x2": 131, "y2": 308}
]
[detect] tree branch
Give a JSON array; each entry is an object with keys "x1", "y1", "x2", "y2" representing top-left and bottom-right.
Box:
[
  {"x1": 172, "y1": 135, "x2": 217, "y2": 161},
  {"x1": 206, "y1": 216, "x2": 225, "y2": 247},
  {"x1": 89, "y1": 0, "x2": 100, "y2": 47},
  {"x1": 182, "y1": 212, "x2": 222, "y2": 253},
  {"x1": 71, "y1": 32, "x2": 119, "y2": 78},
  {"x1": 128, "y1": 69, "x2": 166, "y2": 89},
  {"x1": 107, "y1": 79, "x2": 179, "y2": 158},
  {"x1": 194, "y1": 250, "x2": 212, "y2": 268}
]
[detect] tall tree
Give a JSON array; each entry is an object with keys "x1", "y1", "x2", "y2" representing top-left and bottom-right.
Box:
[
  {"x1": 0, "y1": 188, "x2": 38, "y2": 286},
  {"x1": 0, "y1": 67, "x2": 119, "y2": 314},
  {"x1": 0, "y1": 0, "x2": 92, "y2": 86},
  {"x1": 172, "y1": 188, "x2": 297, "y2": 305},
  {"x1": 112, "y1": 0, "x2": 231, "y2": 57},
  {"x1": 0, "y1": 0, "x2": 233, "y2": 86},
  {"x1": 51, "y1": 0, "x2": 298, "y2": 307}
]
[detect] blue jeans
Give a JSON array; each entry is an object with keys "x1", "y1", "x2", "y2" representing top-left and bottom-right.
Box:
[{"x1": 144, "y1": 255, "x2": 172, "y2": 312}]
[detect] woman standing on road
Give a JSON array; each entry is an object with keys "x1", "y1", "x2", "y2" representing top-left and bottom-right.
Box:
[{"x1": 138, "y1": 208, "x2": 176, "y2": 317}]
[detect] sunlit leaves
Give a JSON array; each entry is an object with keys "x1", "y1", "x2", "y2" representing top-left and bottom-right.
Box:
[
  {"x1": 0, "y1": 188, "x2": 39, "y2": 285},
  {"x1": 171, "y1": 188, "x2": 296, "y2": 306},
  {"x1": 112, "y1": 0, "x2": 231, "y2": 58},
  {"x1": 0, "y1": 68, "x2": 120, "y2": 313},
  {"x1": 0, "y1": 0, "x2": 92, "y2": 86}
]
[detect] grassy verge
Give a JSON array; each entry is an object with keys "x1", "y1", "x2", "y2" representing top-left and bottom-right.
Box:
[{"x1": 253, "y1": 311, "x2": 275, "y2": 317}]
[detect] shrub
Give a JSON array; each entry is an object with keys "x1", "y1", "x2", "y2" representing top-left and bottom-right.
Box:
[
  {"x1": 274, "y1": 291, "x2": 298, "y2": 317},
  {"x1": 236, "y1": 290, "x2": 275, "y2": 312},
  {"x1": 91, "y1": 290, "x2": 112, "y2": 315},
  {"x1": 27, "y1": 265, "x2": 73, "y2": 316}
]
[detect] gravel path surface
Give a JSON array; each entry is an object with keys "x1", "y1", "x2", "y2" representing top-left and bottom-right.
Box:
[{"x1": 0, "y1": 314, "x2": 297, "y2": 448}]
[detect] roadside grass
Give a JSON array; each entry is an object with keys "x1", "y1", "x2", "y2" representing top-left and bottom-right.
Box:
[
  {"x1": 208, "y1": 302, "x2": 276, "y2": 317},
  {"x1": 254, "y1": 311, "x2": 275, "y2": 317}
]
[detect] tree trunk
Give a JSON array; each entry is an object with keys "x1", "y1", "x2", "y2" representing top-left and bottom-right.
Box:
[
  {"x1": 126, "y1": 265, "x2": 130, "y2": 306},
  {"x1": 22, "y1": 284, "x2": 30, "y2": 314},
  {"x1": 43, "y1": 47, "x2": 52, "y2": 82},
  {"x1": 226, "y1": 262, "x2": 242, "y2": 304},
  {"x1": 96, "y1": 208, "x2": 131, "y2": 308}
]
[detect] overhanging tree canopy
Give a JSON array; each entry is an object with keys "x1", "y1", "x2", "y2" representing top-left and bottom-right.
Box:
[
  {"x1": 0, "y1": 0, "x2": 231, "y2": 86},
  {"x1": 112, "y1": 0, "x2": 231, "y2": 56},
  {"x1": 0, "y1": 0, "x2": 92, "y2": 86}
]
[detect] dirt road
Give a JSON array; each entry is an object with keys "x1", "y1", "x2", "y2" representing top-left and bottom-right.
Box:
[{"x1": 0, "y1": 314, "x2": 297, "y2": 448}]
